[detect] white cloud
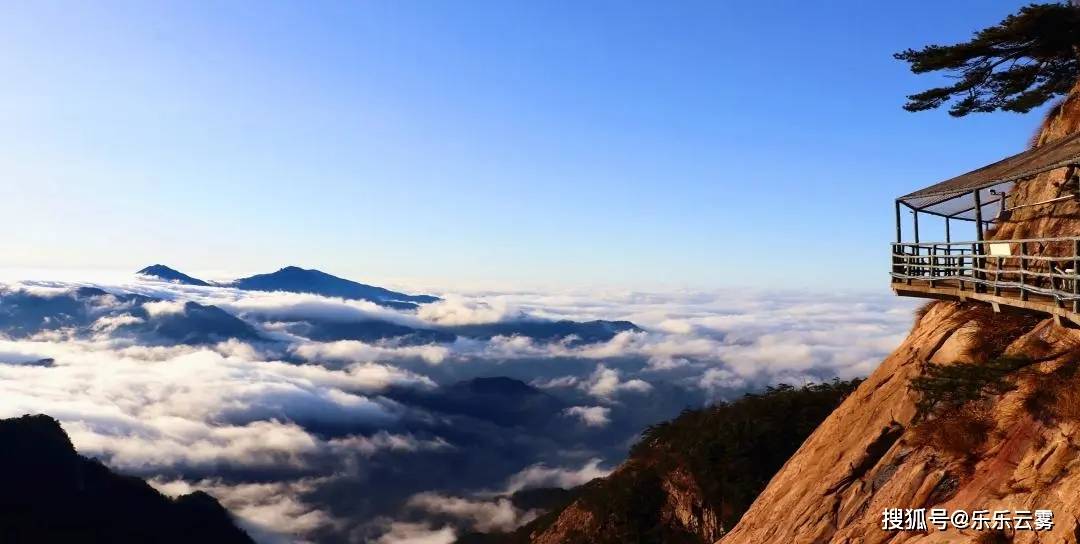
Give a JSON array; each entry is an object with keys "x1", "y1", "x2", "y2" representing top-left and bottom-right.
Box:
[
  {"x1": 4, "y1": 280, "x2": 915, "y2": 397},
  {"x1": 563, "y1": 406, "x2": 611, "y2": 427},
  {"x1": 584, "y1": 365, "x2": 652, "y2": 399},
  {"x1": 153, "y1": 478, "x2": 337, "y2": 544},
  {"x1": 376, "y1": 522, "x2": 456, "y2": 544},
  {"x1": 90, "y1": 313, "x2": 144, "y2": 334},
  {"x1": 415, "y1": 297, "x2": 518, "y2": 326},
  {"x1": 327, "y1": 431, "x2": 452, "y2": 473},
  {"x1": 67, "y1": 419, "x2": 320, "y2": 471},
  {"x1": 214, "y1": 338, "x2": 264, "y2": 360},
  {"x1": 223, "y1": 291, "x2": 414, "y2": 324},
  {"x1": 531, "y1": 375, "x2": 579, "y2": 389},
  {"x1": 143, "y1": 300, "x2": 187, "y2": 317},
  {"x1": 293, "y1": 339, "x2": 451, "y2": 366},
  {"x1": 406, "y1": 493, "x2": 537, "y2": 532},
  {"x1": 1, "y1": 283, "x2": 72, "y2": 298},
  {"x1": 0, "y1": 338, "x2": 437, "y2": 472},
  {"x1": 699, "y1": 368, "x2": 746, "y2": 391},
  {"x1": 504, "y1": 458, "x2": 611, "y2": 494}
]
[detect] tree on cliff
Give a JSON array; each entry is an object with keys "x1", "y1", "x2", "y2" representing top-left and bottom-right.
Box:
[
  {"x1": 895, "y1": 2, "x2": 1080, "y2": 116},
  {"x1": 478, "y1": 380, "x2": 862, "y2": 544}
]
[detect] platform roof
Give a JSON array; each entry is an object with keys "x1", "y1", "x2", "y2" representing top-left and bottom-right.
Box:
[{"x1": 897, "y1": 131, "x2": 1080, "y2": 221}]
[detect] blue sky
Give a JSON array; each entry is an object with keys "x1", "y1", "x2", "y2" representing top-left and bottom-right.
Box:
[{"x1": 0, "y1": 0, "x2": 1049, "y2": 290}]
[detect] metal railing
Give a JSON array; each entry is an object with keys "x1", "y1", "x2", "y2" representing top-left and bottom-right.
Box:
[{"x1": 891, "y1": 237, "x2": 1080, "y2": 312}]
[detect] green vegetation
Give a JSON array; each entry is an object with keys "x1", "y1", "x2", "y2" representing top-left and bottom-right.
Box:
[
  {"x1": 1022, "y1": 354, "x2": 1080, "y2": 422},
  {"x1": 907, "y1": 306, "x2": 1047, "y2": 461},
  {"x1": 910, "y1": 357, "x2": 1031, "y2": 419},
  {"x1": 895, "y1": 2, "x2": 1080, "y2": 116},
  {"x1": 912, "y1": 402, "x2": 995, "y2": 461},
  {"x1": 955, "y1": 307, "x2": 1043, "y2": 361},
  {"x1": 570, "y1": 467, "x2": 675, "y2": 544},
  {"x1": 907, "y1": 304, "x2": 1042, "y2": 422},
  {"x1": 492, "y1": 380, "x2": 860, "y2": 544},
  {"x1": 629, "y1": 379, "x2": 862, "y2": 531}
]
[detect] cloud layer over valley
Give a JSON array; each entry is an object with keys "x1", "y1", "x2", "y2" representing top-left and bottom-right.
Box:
[{"x1": 0, "y1": 269, "x2": 917, "y2": 542}]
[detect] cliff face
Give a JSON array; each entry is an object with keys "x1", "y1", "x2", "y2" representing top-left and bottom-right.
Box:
[
  {"x1": 527, "y1": 459, "x2": 722, "y2": 544},
  {"x1": 992, "y1": 80, "x2": 1080, "y2": 243},
  {"x1": 720, "y1": 83, "x2": 1080, "y2": 544}
]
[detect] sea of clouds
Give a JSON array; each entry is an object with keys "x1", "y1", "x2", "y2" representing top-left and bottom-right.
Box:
[{"x1": 0, "y1": 277, "x2": 917, "y2": 543}]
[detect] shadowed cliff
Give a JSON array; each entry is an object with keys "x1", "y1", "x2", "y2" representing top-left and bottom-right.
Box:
[{"x1": 0, "y1": 414, "x2": 253, "y2": 544}]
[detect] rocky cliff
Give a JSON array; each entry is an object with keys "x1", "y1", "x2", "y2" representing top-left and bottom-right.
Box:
[
  {"x1": 992, "y1": 81, "x2": 1080, "y2": 244},
  {"x1": 719, "y1": 83, "x2": 1080, "y2": 544}
]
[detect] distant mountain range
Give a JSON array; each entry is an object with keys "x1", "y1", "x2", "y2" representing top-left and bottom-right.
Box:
[
  {"x1": 133, "y1": 264, "x2": 644, "y2": 344},
  {"x1": 0, "y1": 414, "x2": 252, "y2": 543},
  {"x1": 0, "y1": 287, "x2": 259, "y2": 345},
  {"x1": 0, "y1": 267, "x2": 642, "y2": 348},
  {"x1": 138, "y1": 264, "x2": 438, "y2": 310}
]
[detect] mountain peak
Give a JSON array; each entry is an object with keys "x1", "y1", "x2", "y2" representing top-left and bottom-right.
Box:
[
  {"x1": 229, "y1": 267, "x2": 439, "y2": 308},
  {"x1": 136, "y1": 265, "x2": 210, "y2": 287},
  {"x1": 135, "y1": 265, "x2": 440, "y2": 309},
  {"x1": 0, "y1": 414, "x2": 75, "y2": 457}
]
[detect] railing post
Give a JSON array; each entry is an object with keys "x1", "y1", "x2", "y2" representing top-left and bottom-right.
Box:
[
  {"x1": 994, "y1": 255, "x2": 1001, "y2": 296},
  {"x1": 1020, "y1": 241, "x2": 1028, "y2": 301},
  {"x1": 890, "y1": 245, "x2": 895, "y2": 283},
  {"x1": 971, "y1": 243, "x2": 980, "y2": 293},
  {"x1": 895, "y1": 201, "x2": 902, "y2": 243},
  {"x1": 947, "y1": 245, "x2": 953, "y2": 288},
  {"x1": 973, "y1": 190, "x2": 985, "y2": 293},
  {"x1": 963, "y1": 243, "x2": 972, "y2": 291},
  {"x1": 914, "y1": 245, "x2": 921, "y2": 281},
  {"x1": 905, "y1": 245, "x2": 912, "y2": 285},
  {"x1": 1073, "y1": 239, "x2": 1079, "y2": 314},
  {"x1": 930, "y1": 244, "x2": 937, "y2": 288},
  {"x1": 955, "y1": 247, "x2": 961, "y2": 291},
  {"x1": 973, "y1": 190, "x2": 985, "y2": 241},
  {"x1": 891, "y1": 244, "x2": 901, "y2": 283}
]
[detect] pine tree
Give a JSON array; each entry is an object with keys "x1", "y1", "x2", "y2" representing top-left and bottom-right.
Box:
[{"x1": 895, "y1": 2, "x2": 1080, "y2": 116}]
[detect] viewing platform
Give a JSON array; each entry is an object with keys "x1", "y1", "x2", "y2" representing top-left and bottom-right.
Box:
[
  {"x1": 891, "y1": 238, "x2": 1080, "y2": 325},
  {"x1": 892, "y1": 132, "x2": 1080, "y2": 325}
]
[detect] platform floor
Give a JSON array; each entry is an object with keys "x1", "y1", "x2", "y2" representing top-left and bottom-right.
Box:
[{"x1": 892, "y1": 279, "x2": 1080, "y2": 326}]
